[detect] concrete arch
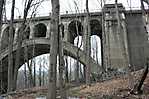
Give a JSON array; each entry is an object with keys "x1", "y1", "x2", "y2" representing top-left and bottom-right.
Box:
[
  {"x1": 0, "y1": 38, "x2": 100, "y2": 73},
  {"x1": 68, "y1": 20, "x2": 83, "y2": 43},
  {"x1": 1, "y1": 26, "x2": 15, "y2": 50},
  {"x1": 33, "y1": 23, "x2": 47, "y2": 37},
  {"x1": 0, "y1": 38, "x2": 100, "y2": 93}
]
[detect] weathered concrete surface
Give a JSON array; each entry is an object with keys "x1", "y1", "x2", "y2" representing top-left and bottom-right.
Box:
[
  {"x1": 125, "y1": 13, "x2": 149, "y2": 69},
  {"x1": 102, "y1": 4, "x2": 129, "y2": 69}
]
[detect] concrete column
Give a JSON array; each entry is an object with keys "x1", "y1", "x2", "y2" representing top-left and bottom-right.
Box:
[
  {"x1": 103, "y1": 17, "x2": 111, "y2": 70},
  {"x1": 46, "y1": 23, "x2": 51, "y2": 38},
  {"x1": 13, "y1": 24, "x2": 20, "y2": 44},
  {"x1": 63, "y1": 22, "x2": 69, "y2": 42},
  {"x1": 103, "y1": 4, "x2": 129, "y2": 69},
  {"x1": 121, "y1": 17, "x2": 130, "y2": 67},
  {"x1": 29, "y1": 23, "x2": 34, "y2": 39}
]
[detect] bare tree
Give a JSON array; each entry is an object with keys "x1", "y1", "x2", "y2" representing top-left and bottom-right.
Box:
[
  {"x1": 42, "y1": 68, "x2": 45, "y2": 86},
  {"x1": 7, "y1": 0, "x2": 15, "y2": 92},
  {"x1": 0, "y1": 0, "x2": 5, "y2": 94},
  {"x1": 24, "y1": 64, "x2": 27, "y2": 88},
  {"x1": 85, "y1": 0, "x2": 91, "y2": 85},
  {"x1": 39, "y1": 62, "x2": 42, "y2": 86},
  {"x1": 58, "y1": 23, "x2": 67, "y2": 99},
  {"x1": 69, "y1": 58, "x2": 72, "y2": 81},
  {"x1": 28, "y1": 60, "x2": 34, "y2": 87},
  {"x1": 0, "y1": 0, "x2": 4, "y2": 34},
  {"x1": 33, "y1": 59, "x2": 36, "y2": 86},
  {"x1": 95, "y1": 38, "x2": 99, "y2": 64},
  {"x1": 47, "y1": 0, "x2": 60, "y2": 98},
  {"x1": 130, "y1": 59, "x2": 148, "y2": 94},
  {"x1": 65, "y1": 56, "x2": 69, "y2": 82},
  {"x1": 13, "y1": 0, "x2": 34, "y2": 90},
  {"x1": 13, "y1": 0, "x2": 44, "y2": 90},
  {"x1": 73, "y1": 1, "x2": 83, "y2": 84}
]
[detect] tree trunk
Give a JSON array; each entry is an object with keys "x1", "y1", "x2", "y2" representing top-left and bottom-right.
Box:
[
  {"x1": 0, "y1": 0, "x2": 4, "y2": 94},
  {"x1": 136, "y1": 64, "x2": 148, "y2": 93},
  {"x1": 85, "y1": 0, "x2": 91, "y2": 85},
  {"x1": 65, "y1": 56, "x2": 69, "y2": 82},
  {"x1": 79, "y1": 63, "x2": 83, "y2": 80},
  {"x1": 58, "y1": 23, "x2": 67, "y2": 99},
  {"x1": 0, "y1": 0, "x2": 4, "y2": 35},
  {"x1": 75, "y1": 26, "x2": 80, "y2": 84},
  {"x1": 7, "y1": 0, "x2": 15, "y2": 92},
  {"x1": 39, "y1": 62, "x2": 42, "y2": 86},
  {"x1": 75, "y1": 60, "x2": 79, "y2": 84},
  {"x1": 33, "y1": 60, "x2": 36, "y2": 87},
  {"x1": 32, "y1": 42, "x2": 36, "y2": 87},
  {"x1": 131, "y1": 61, "x2": 148, "y2": 94},
  {"x1": 24, "y1": 64, "x2": 27, "y2": 88},
  {"x1": 69, "y1": 58, "x2": 72, "y2": 82},
  {"x1": 13, "y1": 0, "x2": 33, "y2": 91},
  {"x1": 95, "y1": 38, "x2": 99, "y2": 64},
  {"x1": 47, "y1": 0, "x2": 60, "y2": 98},
  {"x1": 83, "y1": 66, "x2": 86, "y2": 82},
  {"x1": 42, "y1": 70, "x2": 45, "y2": 86}
]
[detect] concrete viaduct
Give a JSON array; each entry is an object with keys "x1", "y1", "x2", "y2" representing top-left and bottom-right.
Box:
[{"x1": 0, "y1": 4, "x2": 149, "y2": 93}]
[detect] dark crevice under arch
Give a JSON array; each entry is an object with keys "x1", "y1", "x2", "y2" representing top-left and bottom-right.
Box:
[
  {"x1": 34, "y1": 23, "x2": 47, "y2": 37},
  {"x1": 68, "y1": 20, "x2": 83, "y2": 44},
  {"x1": 90, "y1": 19, "x2": 102, "y2": 37}
]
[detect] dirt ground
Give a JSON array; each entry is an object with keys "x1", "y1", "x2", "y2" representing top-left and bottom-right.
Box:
[
  {"x1": 68, "y1": 70, "x2": 149, "y2": 99},
  {"x1": 2, "y1": 70, "x2": 149, "y2": 99}
]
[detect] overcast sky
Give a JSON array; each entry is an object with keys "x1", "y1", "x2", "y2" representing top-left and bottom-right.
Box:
[{"x1": 5, "y1": 0, "x2": 144, "y2": 19}]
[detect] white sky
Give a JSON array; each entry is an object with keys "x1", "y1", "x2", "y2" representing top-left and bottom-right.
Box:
[{"x1": 5, "y1": 0, "x2": 143, "y2": 19}]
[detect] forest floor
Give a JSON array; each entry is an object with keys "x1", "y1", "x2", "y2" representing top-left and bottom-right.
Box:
[
  {"x1": 68, "y1": 70, "x2": 149, "y2": 99},
  {"x1": 1, "y1": 69, "x2": 149, "y2": 99}
]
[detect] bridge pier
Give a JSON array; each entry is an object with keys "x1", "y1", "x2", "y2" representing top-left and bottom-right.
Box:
[{"x1": 102, "y1": 4, "x2": 129, "y2": 70}]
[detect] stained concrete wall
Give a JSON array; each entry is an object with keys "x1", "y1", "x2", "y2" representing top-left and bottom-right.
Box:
[{"x1": 125, "y1": 13, "x2": 149, "y2": 69}]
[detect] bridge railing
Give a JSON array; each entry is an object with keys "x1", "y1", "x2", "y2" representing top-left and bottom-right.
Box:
[{"x1": 4, "y1": 6, "x2": 145, "y2": 20}]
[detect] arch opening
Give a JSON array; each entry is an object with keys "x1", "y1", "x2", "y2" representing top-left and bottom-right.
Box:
[
  {"x1": 34, "y1": 23, "x2": 47, "y2": 37},
  {"x1": 68, "y1": 20, "x2": 83, "y2": 43},
  {"x1": 90, "y1": 19, "x2": 103, "y2": 65},
  {"x1": 91, "y1": 35, "x2": 102, "y2": 65},
  {"x1": 17, "y1": 54, "x2": 49, "y2": 89},
  {"x1": 90, "y1": 19, "x2": 102, "y2": 37}
]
